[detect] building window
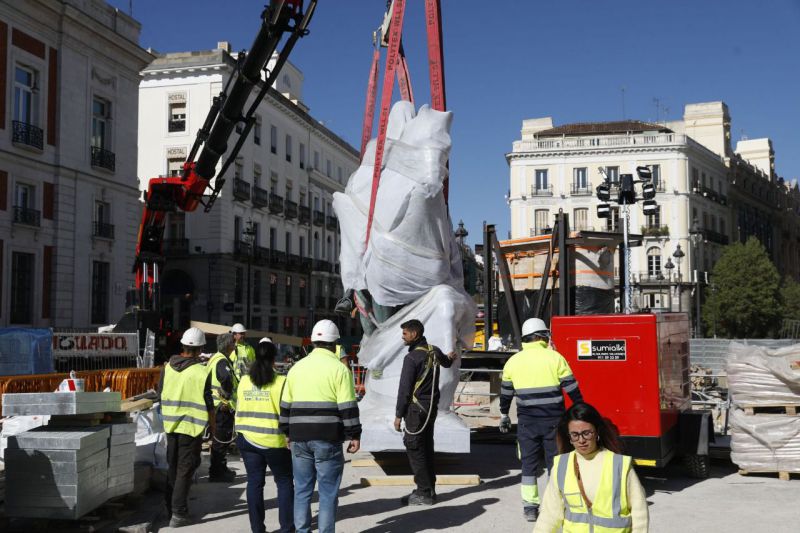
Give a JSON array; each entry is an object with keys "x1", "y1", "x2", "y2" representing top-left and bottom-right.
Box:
[
  {"x1": 270, "y1": 125, "x2": 277, "y2": 154},
  {"x1": 605, "y1": 166, "x2": 619, "y2": 184},
  {"x1": 253, "y1": 270, "x2": 261, "y2": 305},
  {"x1": 285, "y1": 275, "x2": 293, "y2": 306},
  {"x1": 286, "y1": 180, "x2": 293, "y2": 201},
  {"x1": 269, "y1": 273, "x2": 278, "y2": 306},
  {"x1": 326, "y1": 236, "x2": 332, "y2": 261},
  {"x1": 234, "y1": 159, "x2": 243, "y2": 180},
  {"x1": 269, "y1": 227, "x2": 277, "y2": 249},
  {"x1": 299, "y1": 277, "x2": 307, "y2": 307},
  {"x1": 91, "y1": 261, "x2": 110, "y2": 324},
  {"x1": 285, "y1": 134, "x2": 292, "y2": 162},
  {"x1": 234, "y1": 267, "x2": 243, "y2": 304},
  {"x1": 651, "y1": 164, "x2": 661, "y2": 188},
  {"x1": 573, "y1": 208, "x2": 589, "y2": 231},
  {"x1": 168, "y1": 157, "x2": 183, "y2": 177},
  {"x1": 534, "y1": 169, "x2": 548, "y2": 191},
  {"x1": 168, "y1": 102, "x2": 186, "y2": 132},
  {"x1": 13, "y1": 65, "x2": 37, "y2": 125},
  {"x1": 285, "y1": 232, "x2": 292, "y2": 255},
  {"x1": 647, "y1": 247, "x2": 661, "y2": 278},
  {"x1": 313, "y1": 151, "x2": 320, "y2": 170},
  {"x1": 10, "y1": 252, "x2": 35, "y2": 324},
  {"x1": 574, "y1": 167, "x2": 588, "y2": 189},
  {"x1": 534, "y1": 209, "x2": 549, "y2": 235},
  {"x1": 15, "y1": 182, "x2": 35, "y2": 210},
  {"x1": 254, "y1": 115, "x2": 262, "y2": 145},
  {"x1": 168, "y1": 212, "x2": 186, "y2": 240},
  {"x1": 299, "y1": 143, "x2": 306, "y2": 169},
  {"x1": 607, "y1": 207, "x2": 620, "y2": 231},
  {"x1": 254, "y1": 164, "x2": 262, "y2": 188},
  {"x1": 646, "y1": 205, "x2": 661, "y2": 228},
  {"x1": 299, "y1": 236, "x2": 306, "y2": 258},
  {"x1": 326, "y1": 159, "x2": 332, "y2": 177},
  {"x1": 270, "y1": 172, "x2": 278, "y2": 193},
  {"x1": 337, "y1": 167, "x2": 343, "y2": 183},
  {"x1": 94, "y1": 200, "x2": 113, "y2": 238},
  {"x1": 314, "y1": 231, "x2": 320, "y2": 259},
  {"x1": 92, "y1": 97, "x2": 111, "y2": 150},
  {"x1": 691, "y1": 167, "x2": 699, "y2": 189}
]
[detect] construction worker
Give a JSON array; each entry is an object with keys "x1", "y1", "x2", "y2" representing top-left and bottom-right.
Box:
[
  {"x1": 499, "y1": 317, "x2": 584, "y2": 523},
  {"x1": 279, "y1": 319, "x2": 361, "y2": 533},
  {"x1": 206, "y1": 332, "x2": 238, "y2": 482},
  {"x1": 230, "y1": 323, "x2": 256, "y2": 380},
  {"x1": 393, "y1": 319, "x2": 458, "y2": 506},
  {"x1": 158, "y1": 326, "x2": 214, "y2": 528}
]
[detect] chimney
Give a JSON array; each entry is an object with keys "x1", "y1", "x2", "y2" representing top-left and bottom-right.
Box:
[{"x1": 217, "y1": 41, "x2": 231, "y2": 53}]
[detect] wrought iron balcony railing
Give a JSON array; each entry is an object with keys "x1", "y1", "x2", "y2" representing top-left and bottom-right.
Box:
[
  {"x1": 12, "y1": 120, "x2": 43, "y2": 150},
  {"x1": 312, "y1": 210, "x2": 325, "y2": 226},
  {"x1": 233, "y1": 178, "x2": 251, "y2": 201},
  {"x1": 93, "y1": 221, "x2": 115, "y2": 239},
  {"x1": 91, "y1": 146, "x2": 116, "y2": 172},
  {"x1": 252, "y1": 186, "x2": 269, "y2": 208},
  {"x1": 13, "y1": 206, "x2": 41, "y2": 227},
  {"x1": 269, "y1": 193, "x2": 284, "y2": 214},
  {"x1": 298, "y1": 205, "x2": 311, "y2": 224}
]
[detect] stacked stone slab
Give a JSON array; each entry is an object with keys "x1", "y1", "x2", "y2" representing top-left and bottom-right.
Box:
[{"x1": 1, "y1": 391, "x2": 136, "y2": 519}]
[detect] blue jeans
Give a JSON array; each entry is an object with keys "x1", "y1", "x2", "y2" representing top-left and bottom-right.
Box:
[
  {"x1": 237, "y1": 434, "x2": 294, "y2": 533},
  {"x1": 291, "y1": 440, "x2": 344, "y2": 533}
]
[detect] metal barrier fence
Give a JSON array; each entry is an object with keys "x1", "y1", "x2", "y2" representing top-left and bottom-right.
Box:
[{"x1": 690, "y1": 338, "x2": 796, "y2": 374}]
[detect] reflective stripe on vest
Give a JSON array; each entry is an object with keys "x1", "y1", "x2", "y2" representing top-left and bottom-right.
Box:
[
  {"x1": 161, "y1": 363, "x2": 209, "y2": 437},
  {"x1": 208, "y1": 352, "x2": 238, "y2": 408},
  {"x1": 555, "y1": 450, "x2": 633, "y2": 532},
  {"x1": 235, "y1": 374, "x2": 287, "y2": 448}
]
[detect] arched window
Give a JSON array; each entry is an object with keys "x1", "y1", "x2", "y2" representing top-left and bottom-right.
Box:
[{"x1": 647, "y1": 247, "x2": 661, "y2": 278}]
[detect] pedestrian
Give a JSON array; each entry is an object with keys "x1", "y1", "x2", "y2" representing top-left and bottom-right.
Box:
[
  {"x1": 230, "y1": 323, "x2": 256, "y2": 380},
  {"x1": 499, "y1": 317, "x2": 584, "y2": 522},
  {"x1": 206, "y1": 332, "x2": 238, "y2": 482},
  {"x1": 279, "y1": 319, "x2": 361, "y2": 533},
  {"x1": 393, "y1": 319, "x2": 458, "y2": 506},
  {"x1": 533, "y1": 402, "x2": 649, "y2": 533},
  {"x1": 158, "y1": 327, "x2": 214, "y2": 528},
  {"x1": 236, "y1": 339, "x2": 294, "y2": 533}
]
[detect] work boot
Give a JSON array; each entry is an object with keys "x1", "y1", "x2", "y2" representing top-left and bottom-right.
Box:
[
  {"x1": 208, "y1": 467, "x2": 237, "y2": 482},
  {"x1": 169, "y1": 514, "x2": 193, "y2": 528},
  {"x1": 523, "y1": 505, "x2": 539, "y2": 522},
  {"x1": 403, "y1": 489, "x2": 436, "y2": 506}
]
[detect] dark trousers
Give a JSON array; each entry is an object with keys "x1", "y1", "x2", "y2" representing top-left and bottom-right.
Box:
[
  {"x1": 165, "y1": 432, "x2": 203, "y2": 517},
  {"x1": 403, "y1": 403, "x2": 437, "y2": 495},
  {"x1": 518, "y1": 415, "x2": 558, "y2": 475},
  {"x1": 237, "y1": 434, "x2": 294, "y2": 533},
  {"x1": 210, "y1": 406, "x2": 235, "y2": 474}
]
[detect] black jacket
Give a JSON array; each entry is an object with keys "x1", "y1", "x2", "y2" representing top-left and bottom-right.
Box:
[
  {"x1": 395, "y1": 337, "x2": 452, "y2": 418},
  {"x1": 157, "y1": 354, "x2": 214, "y2": 411}
]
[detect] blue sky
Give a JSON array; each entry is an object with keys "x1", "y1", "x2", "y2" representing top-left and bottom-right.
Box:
[{"x1": 111, "y1": 0, "x2": 800, "y2": 245}]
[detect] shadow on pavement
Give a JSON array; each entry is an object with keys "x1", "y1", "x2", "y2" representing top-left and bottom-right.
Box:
[
  {"x1": 358, "y1": 498, "x2": 500, "y2": 533},
  {"x1": 639, "y1": 457, "x2": 739, "y2": 498}
]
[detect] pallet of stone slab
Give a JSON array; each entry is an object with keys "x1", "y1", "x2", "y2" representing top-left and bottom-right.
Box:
[
  {"x1": 730, "y1": 409, "x2": 800, "y2": 474},
  {"x1": 727, "y1": 342, "x2": 800, "y2": 406},
  {"x1": 7, "y1": 426, "x2": 111, "y2": 450},
  {"x1": 2, "y1": 392, "x2": 122, "y2": 416}
]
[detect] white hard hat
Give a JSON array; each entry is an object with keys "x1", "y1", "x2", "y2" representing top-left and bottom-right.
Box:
[
  {"x1": 311, "y1": 319, "x2": 340, "y2": 342},
  {"x1": 180, "y1": 327, "x2": 206, "y2": 347},
  {"x1": 521, "y1": 318, "x2": 550, "y2": 338},
  {"x1": 259, "y1": 337, "x2": 273, "y2": 344},
  {"x1": 230, "y1": 323, "x2": 247, "y2": 334}
]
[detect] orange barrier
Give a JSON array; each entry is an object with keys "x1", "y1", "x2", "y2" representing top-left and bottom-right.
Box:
[{"x1": 0, "y1": 368, "x2": 162, "y2": 413}]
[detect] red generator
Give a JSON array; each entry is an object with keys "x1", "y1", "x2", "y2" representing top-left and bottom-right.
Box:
[{"x1": 551, "y1": 312, "x2": 713, "y2": 476}]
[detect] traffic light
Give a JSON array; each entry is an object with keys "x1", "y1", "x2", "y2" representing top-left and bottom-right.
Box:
[
  {"x1": 636, "y1": 166, "x2": 652, "y2": 181},
  {"x1": 642, "y1": 182, "x2": 656, "y2": 200},
  {"x1": 619, "y1": 173, "x2": 636, "y2": 204},
  {"x1": 642, "y1": 199, "x2": 658, "y2": 216},
  {"x1": 596, "y1": 183, "x2": 610, "y2": 202},
  {"x1": 597, "y1": 203, "x2": 611, "y2": 219}
]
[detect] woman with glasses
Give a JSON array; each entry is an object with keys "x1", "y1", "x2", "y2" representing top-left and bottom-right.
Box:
[{"x1": 533, "y1": 402, "x2": 649, "y2": 532}]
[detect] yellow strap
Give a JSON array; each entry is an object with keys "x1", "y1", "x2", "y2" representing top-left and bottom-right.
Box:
[{"x1": 411, "y1": 345, "x2": 437, "y2": 410}]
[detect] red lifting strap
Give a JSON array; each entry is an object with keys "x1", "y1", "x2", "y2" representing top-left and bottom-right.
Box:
[
  {"x1": 359, "y1": 48, "x2": 380, "y2": 158},
  {"x1": 396, "y1": 41, "x2": 415, "y2": 106},
  {"x1": 424, "y1": 0, "x2": 448, "y2": 202}
]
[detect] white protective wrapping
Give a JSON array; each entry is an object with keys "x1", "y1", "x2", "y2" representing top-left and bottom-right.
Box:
[
  {"x1": 726, "y1": 342, "x2": 800, "y2": 405},
  {"x1": 333, "y1": 101, "x2": 476, "y2": 452},
  {"x1": 730, "y1": 409, "x2": 800, "y2": 472}
]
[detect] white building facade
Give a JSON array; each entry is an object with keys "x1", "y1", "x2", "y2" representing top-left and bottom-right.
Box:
[
  {"x1": 0, "y1": 0, "x2": 151, "y2": 328},
  {"x1": 506, "y1": 101, "x2": 798, "y2": 316},
  {"x1": 138, "y1": 45, "x2": 360, "y2": 336}
]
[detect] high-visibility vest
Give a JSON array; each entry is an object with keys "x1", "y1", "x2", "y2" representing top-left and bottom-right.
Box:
[
  {"x1": 207, "y1": 352, "x2": 239, "y2": 409},
  {"x1": 553, "y1": 450, "x2": 633, "y2": 533},
  {"x1": 231, "y1": 343, "x2": 256, "y2": 381},
  {"x1": 235, "y1": 374, "x2": 287, "y2": 448},
  {"x1": 161, "y1": 362, "x2": 210, "y2": 437}
]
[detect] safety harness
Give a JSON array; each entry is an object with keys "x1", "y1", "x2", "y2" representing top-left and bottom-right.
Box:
[{"x1": 405, "y1": 344, "x2": 440, "y2": 436}]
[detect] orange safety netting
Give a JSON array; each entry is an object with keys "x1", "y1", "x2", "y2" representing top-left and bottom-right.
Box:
[{"x1": 0, "y1": 367, "x2": 161, "y2": 414}]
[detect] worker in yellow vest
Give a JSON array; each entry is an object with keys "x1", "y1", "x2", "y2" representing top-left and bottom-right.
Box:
[
  {"x1": 533, "y1": 402, "x2": 649, "y2": 533},
  {"x1": 230, "y1": 323, "x2": 256, "y2": 380},
  {"x1": 158, "y1": 327, "x2": 214, "y2": 528},
  {"x1": 207, "y1": 332, "x2": 238, "y2": 482},
  {"x1": 236, "y1": 339, "x2": 293, "y2": 533},
  {"x1": 500, "y1": 317, "x2": 584, "y2": 522}
]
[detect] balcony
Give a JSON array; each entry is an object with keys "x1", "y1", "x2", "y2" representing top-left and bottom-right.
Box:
[
  {"x1": 634, "y1": 271, "x2": 668, "y2": 284},
  {"x1": 12, "y1": 206, "x2": 41, "y2": 227},
  {"x1": 12, "y1": 120, "x2": 43, "y2": 150},
  {"x1": 233, "y1": 178, "x2": 251, "y2": 201},
  {"x1": 234, "y1": 240, "x2": 252, "y2": 256},
  {"x1": 529, "y1": 227, "x2": 552, "y2": 237},
  {"x1": 253, "y1": 245, "x2": 270, "y2": 264},
  {"x1": 269, "y1": 193, "x2": 284, "y2": 214},
  {"x1": 91, "y1": 146, "x2": 116, "y2": 172},
  {"x1": 570, "y1": 183, "x2": 592, "y2": 196},
  {"x1": 287, "y1": 253, "x2": 301, "y2": 271},
  {"x1": 93, "y1": 221, "x2": 115, "y2": 239},
  {"x1": 704, "y1": 229, "x2": 729, "y2": 245},
  {"x1": 270, "y1": 249, "x2": 287, "y2": 266},
  {"x1": 168, "y1": 119, "x2": 185, "y2": 133},
  {"x1": 326, "y1": 215, "x2": 338, "y2": 231},
  {"x1": 313, "y1": 210, "x2": 325, "y2": 226},
  {"x1": 163, "y1": 238, "x2": 189, "y2": 255},
  {"x1": 640, "y1": 224, "x2": 670, "y2": 238},
  {"x1": 285, "y1": 200, "x2": 298, "y2": 219},
  {"x1": 252, "y1": 186, "x2": 269, "y2": 208},
  {"x1": 530, "y1": 184, "x2": 553, "y2": 196},
  {"x1": 313, "y1": 259, "x2": 332, "y2": 273},
  {"x1": 298, "y1": 205, "x2": 311, "y2": 225}
]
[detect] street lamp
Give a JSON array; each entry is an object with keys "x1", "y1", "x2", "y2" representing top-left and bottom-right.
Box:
[
  {"x1": 689, "y1": 217, "x2": 704, "y2": 337},
  {"x1": 243, "y1": 219, "x2": 256, "y2": 328},
  {"x1": 664, "y1": 257, "x2": 674, "y2": 312},
  {"x1": 672, "y1": 244, "x2": 684, "y2": 312},
  {"x1": 656, "y1": 271, "x2": 665, "y2": 311}
]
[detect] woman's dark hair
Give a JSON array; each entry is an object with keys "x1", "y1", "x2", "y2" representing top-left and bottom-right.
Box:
[
  {"x1": 556, "y1": 402, "x2": 622, "y2": 454},
  {"x1": 249, "y1": 341, "x2": 276, "y2": 388}
]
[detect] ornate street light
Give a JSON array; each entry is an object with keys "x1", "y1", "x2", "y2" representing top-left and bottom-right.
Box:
[
  {"x1": 663, "y1": 257, "x2": 674, "y2": 312},
  {"x1": 689, "y1": 217, "x2": 704, "y2": 337},
  {"x1": 672, "y1": 244, "x2": 684, "y2": 312}
]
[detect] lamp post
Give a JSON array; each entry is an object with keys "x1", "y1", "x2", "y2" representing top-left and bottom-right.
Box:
[
  {"x1": 656, "y1": 271, "x2": 665, "y2": 311},
  {"x1": 664, "y1": 258, "x2": 674, "y2": 312},
  {"x1": 672, "y1": 244, "x2": 684, "y2": 312},
  {"x1": 243, "y1": 219, "x2": 256, "y2": 328},
  {"x1": 689, "y1": 217, "x2": 704, "y2": 337}
]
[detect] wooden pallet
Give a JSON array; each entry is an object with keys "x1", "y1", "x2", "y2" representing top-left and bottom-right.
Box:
[
  {"x1": 741, "y1": 404, "x2": 800, "y2": 416},
  {"x1": 738, "y1": 469, "x2": 798, "y2": 481}
]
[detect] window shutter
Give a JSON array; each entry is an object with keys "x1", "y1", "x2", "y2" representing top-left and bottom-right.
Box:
[
  {"x1": 43, "y1": 182, "x2": 54, "y2": 219},
  {"x1": 0, "y1": 170, "x2": 7, "y2": 210},
  {"x1": 42, "y1": 245, "x2": 53, "y2": 319}
]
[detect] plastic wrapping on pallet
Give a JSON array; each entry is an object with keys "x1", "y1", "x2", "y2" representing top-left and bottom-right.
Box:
[
  {"x1": 730, "y1": 409, "x2": 800, "y2": 472},
  {"x1": 0, "y1": 328, "x2": 53, "y2": 376},
  {"x1": 333, "y1": 101, "x2": 475, "y2": 452},
  {"x1": 726, "y1": 342, "x2": 800, "y2": 405},
  {"x1": 574, "y1": 287, "x2": 615, "y2": 315}
]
